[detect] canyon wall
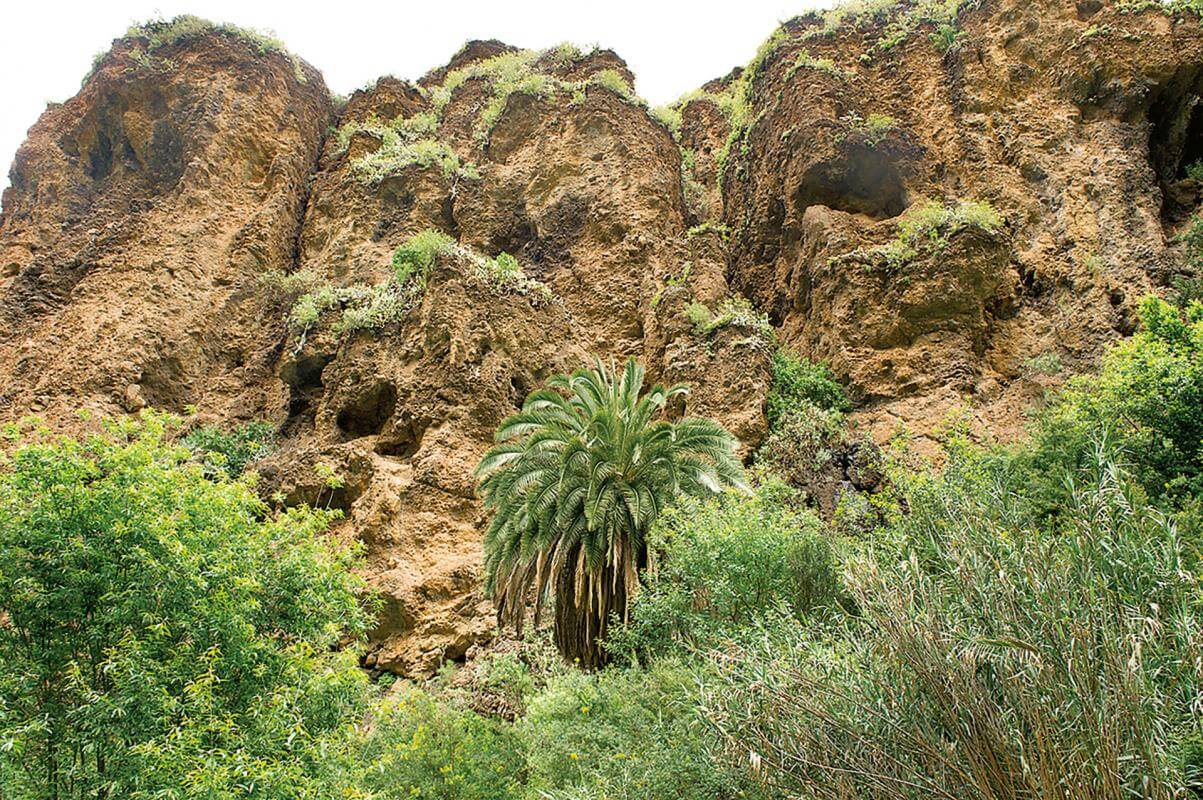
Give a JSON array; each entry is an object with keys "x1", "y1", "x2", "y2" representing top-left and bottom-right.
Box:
[{"x1": 2, "y1": 1, "x2": 1200, "y2": 673}]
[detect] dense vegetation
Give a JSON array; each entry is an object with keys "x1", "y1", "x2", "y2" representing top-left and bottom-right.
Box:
[
  {"x1": 0, "y1": 294, "x2": 1198, "y2": 798},
  {"x1": 1, "y1": 294, "x2": 1200, "y2": 798}
]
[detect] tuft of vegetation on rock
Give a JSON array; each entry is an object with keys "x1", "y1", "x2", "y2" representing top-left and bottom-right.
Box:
[
  {"x1": 114, "y1": 15, "x2": 308, "y2": 82},
  {"x1": 264, "y1": 230, "x2": 553, "y2": 339},
  {"x1": 684, "y1": 296, "x2": 774, "y2": 345},
  {"x1": 866, "y1": 197, "x2": 1004, "y2": 269}
]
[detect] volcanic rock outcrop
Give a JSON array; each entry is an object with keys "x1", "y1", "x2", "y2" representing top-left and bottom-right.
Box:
[{"x1": 2, "y1": 1, "x2": 1202, "y2": 673}]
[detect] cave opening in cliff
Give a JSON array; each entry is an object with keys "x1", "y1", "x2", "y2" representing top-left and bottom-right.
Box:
[
  {"x1": 336, "y1": 381, "x2": 398, "y2": 440},
  {"x1": 1148, "y1": 72, "x2": 1203, "y2": 224},
  {"x1": 794, "y1": 148, "x2": 907, "y2": 220}
]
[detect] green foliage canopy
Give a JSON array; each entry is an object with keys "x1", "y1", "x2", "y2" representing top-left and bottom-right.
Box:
[{"x1": 0, "y1": 415, "x2": 372, "y2": 799}]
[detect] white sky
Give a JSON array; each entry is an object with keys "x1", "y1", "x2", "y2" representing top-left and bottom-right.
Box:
[{"x1": 0, "y1": 0, "x2": 832, "y2": 197}]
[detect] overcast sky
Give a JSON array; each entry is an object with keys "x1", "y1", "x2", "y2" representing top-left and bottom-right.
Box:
[{"x1": 0, "y1": 0, "x2": 832, "y2": 196}]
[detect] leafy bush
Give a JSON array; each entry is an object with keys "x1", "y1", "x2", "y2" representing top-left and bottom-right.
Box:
[
  {"x1": 606, "y1": 482, "x2": 843, "y2": 662},
  {"x1": 705, "y1": 446, "x2": 1203, "y2": 799},
  {"x1": 758, "y1": 400, "x2": 849, "y2": 487},
  {"x1": 352, "y1": 685, "x2": 525, "y2": 800},
  {"x1": 520, "y1": 661, "x2": 766, "y2": 800},
  {"x1": 1178, "y1": 213, "x2": 1203, "y2": 270},
  {"x1": 1015, "y1": 296, "x2": 1203, "y2": 515},
  {"x1": 0, "y1": 415, "x2": 371, "y2": 799},
  {"x1": 181, "y1": 419, "x2": 276, "y2": 477},
  {"x1": 393, "y1": 229, "x2": 455, "y2": 286},
  {"x1": 766, "y1": 350, "x2": 850, "y2": 426}
]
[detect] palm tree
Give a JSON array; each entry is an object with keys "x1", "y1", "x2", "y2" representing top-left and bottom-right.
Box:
[{"x1": 475, "y1": 357, "x2": 746, "y2": 668}]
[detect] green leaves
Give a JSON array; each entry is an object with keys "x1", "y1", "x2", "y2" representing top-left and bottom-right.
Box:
[
  {"x1": 0, "y1": 416, "x2": 372, "y2": 799},
  {"x1": 476, "y1": 357, "x2": 745, "y2": 664}
]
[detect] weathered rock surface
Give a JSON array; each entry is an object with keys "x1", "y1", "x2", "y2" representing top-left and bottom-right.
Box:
[
  {"x1": 3, "y1": 2, "x2": 1203, "y2": 673},
  {"x1": 719, "y1": 0, "x2": 1203, "y2": 451}
]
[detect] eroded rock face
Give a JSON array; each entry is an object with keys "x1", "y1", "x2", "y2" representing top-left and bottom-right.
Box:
[
  {"x1": 251, "y1": 45, "x2": 767, "y2": 673},
  {"x1": 0, "y1": 33, "x2": 330, "y2": 428},
  {"x1": 716, "y1": 0, "x2": 1203, "y2": 451},
  {"x1": 3, "y1": 3, "x2": 1203, "y2": 674}
]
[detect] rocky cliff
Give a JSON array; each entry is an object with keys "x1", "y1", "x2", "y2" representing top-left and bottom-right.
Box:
[{"x1": 2, "y1": 1, "x2": 1201, "y2": 674}]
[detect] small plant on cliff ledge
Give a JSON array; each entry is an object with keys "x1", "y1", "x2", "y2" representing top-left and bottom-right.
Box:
[
  {"x1": 393, "y1": 228, "x2": 456, "y2": 287},
  {"x1": 334, "y1": 111, "x2": 481, "y2": 188},
  {"x1": 871, "y1": 197, "x2": 1004, "y2": 269},
  {"x1": 122, "y1": 15, "x2": 307, "y2": 82},
  {"x1": 685, "y1": 297, "x2": 775, "y2": 345},
  {"x1": 841, "y1": 112, "x2": 900, "y2": 146},
  {"x1": 475, "y1": 357, "x2": 745, "y2": 669}
]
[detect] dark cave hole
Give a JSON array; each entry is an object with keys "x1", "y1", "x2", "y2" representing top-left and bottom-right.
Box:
[
  {"x1": 336, "y1": 381, "x2": 398, "y2": 440},
  {"x1": 375, "y1": 412, "x2": 428, "y2": 459},
  {"x1": 282, "y1": 353, "x2": 333, "y2": 418},
  {"x1": 1148, "y1": 70, "x2": 1203, "y2": 224},
  {"x1": 794, "y1": 148, "x2": 907, "y2": 221},
  {"x1": 509, "y1": 374, "x2": 530, "y2": 409},
  {"x1": 85, "y1": 131, "x2": 114, "y2": 180}
]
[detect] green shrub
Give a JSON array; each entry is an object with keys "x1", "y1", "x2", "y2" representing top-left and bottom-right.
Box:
[
  {"x1": 181, "y1": 419, "x2": 276, "y2": 477},
  {"x1": 758, "y1": 400, "x2": 849, "y2": 484},
  {"x1": 393, "y1": 229, "x2": 455, "y2": 286},
  {"x1": 684, "y1": 297, "x2": 774, "y2": 343},
  {"x1": 0, "y1": 415, "x2": 371, "y2": 799},
  {"x1": 931, "y1": 22, "x2": 964, "y2": 53},
  {"x1": 766, "y1": 350, "x2": 850, "y2": 427},
  {"x1": 1178, "y1": 214, "x2": 1203, "y2": 270},
  {"x1": 607, "y1": 482, "x2": 843, "y2": 662},
  {"x1": 336, "y1": 283, "x2": 418, "y2": 333},
  {"x1": 520, "y1": 661, "x2": 765, "y2": 800},
  {"x1": 1015, "y1": 296, "x2": 1203, "y2": 515},
  {"x1": 705, "y1": 446, "x2": 1202, "y2": 798},
  {"x1": 870, "y1": 196, "x2": 1004, "y2": 269},
  {"x1": 353, "y1": 685, "x2": 525, "y2": 800},
  {"x1": 468, "y1": 249, "x2": 553, "y2": 303}
]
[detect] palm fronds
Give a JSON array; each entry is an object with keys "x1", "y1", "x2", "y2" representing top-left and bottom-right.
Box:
[{"x1": 475, "y1": 357, "x2": 745, "y2": 666}]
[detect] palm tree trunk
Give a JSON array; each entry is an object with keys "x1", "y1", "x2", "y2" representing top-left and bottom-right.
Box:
[{"x1": 553, "y1": 542, "x2": 631, "y2": 670}]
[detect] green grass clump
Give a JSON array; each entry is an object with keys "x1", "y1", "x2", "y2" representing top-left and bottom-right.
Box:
[
  {"x1": 784, "y1": 51, "x2": 847, "y2": 81},
  {"x1": 685, "y1": 297, "x2": 774, "y2": 344},
  {"x1": 464, "y1": 247, "x2": 555, "y2": 304},
  {"x1": 392, "y1": 228, "x2": 456, "y2": 286},
  {"x1": 871, "y1": 197, "x2": 1003, "y2": 268},
  {"x1": 842, "y1": 111, "x2": 900, "y2": 146},
  {"x1": 285, "y1": 231, "x2": 551, "y2": 337},
  {"x1": 181, "y1": 420, "x2": 276, "y2": 478},
  {"x1": 337, "y1": 114, "x2": 479, "y2": 186},
  {"x1": 121, "y1": 15, "x2": 306, "y2": 82}
]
